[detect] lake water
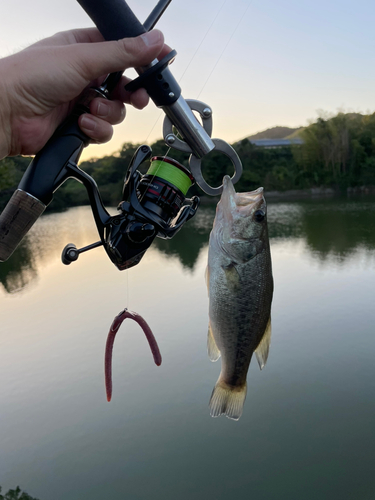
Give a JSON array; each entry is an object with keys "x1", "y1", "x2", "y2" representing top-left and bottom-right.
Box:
[{"x1": 1, "y1": 195, "x2": 375, "y2": 500}]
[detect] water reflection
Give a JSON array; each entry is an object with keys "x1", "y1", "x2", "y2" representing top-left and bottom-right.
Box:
[
  {"x1": 0, "y1": 206, "x2": 104, "y2": 294},
  {"x1": 268, "y1": 195, "x2": 375, "y2": 262},
  {"x1": 3, "y1": 195, "x2": 375, "y2": 294},
  {"x1": 301, "y1": 199, "x2": 375, "y2": 261},
  {"x1": 154, "y1": 206, "x2": 215, "y2": 269},
  {"x1": 0, "y1": 239, "x2": 37, "y2": 294},
  {"x1": 2, "y1": 196, "x2": 375, "y2": 500}
]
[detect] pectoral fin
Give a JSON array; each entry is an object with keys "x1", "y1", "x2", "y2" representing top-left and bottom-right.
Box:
[
  {"x1": 255, "y1": 317, "x2": 272, "y2": 370},
  {"x1": 222, "y1": 262, "x2": 240, "y2": 292},
  {"x1": 207, "y1": 322, "x2": 220, "y2": 362}
]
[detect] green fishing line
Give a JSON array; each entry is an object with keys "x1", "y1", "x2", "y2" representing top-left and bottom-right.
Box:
[{"x1": 147, "y1": 160, "x2": 192, "y2": 195}]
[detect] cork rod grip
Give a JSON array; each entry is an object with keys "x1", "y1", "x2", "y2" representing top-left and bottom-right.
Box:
[{"x1": 0, "y1": 190, "x2": 45, "y2": 262}]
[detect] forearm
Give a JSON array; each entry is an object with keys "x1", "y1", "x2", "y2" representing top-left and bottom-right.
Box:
[
  {"x1": 0, "y1": 117, "x2": 11, "y2": 160},
  {"x1": 0, "y1": 57, "x2": 14, "y2": 159},
  {"x1": 0, "y1": 131, "x2": 9, "y2": 160}
]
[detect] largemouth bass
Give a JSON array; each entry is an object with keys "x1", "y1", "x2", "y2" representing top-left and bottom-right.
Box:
[{"x1": 206, "y1": 175, "x2": 273, "y2": 420}]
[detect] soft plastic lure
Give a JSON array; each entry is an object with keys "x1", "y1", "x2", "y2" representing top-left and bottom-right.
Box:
[{"x1": 105, "y1": 308, "x2": 162, "y2": 401}]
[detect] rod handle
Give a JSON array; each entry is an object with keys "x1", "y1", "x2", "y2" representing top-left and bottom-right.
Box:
[
  {"x1": 76, "y1": 0, "x2": 146, "y2": 41},
  {"x1": 0, "y1": 190, "x2": 45, "y2": 262}
]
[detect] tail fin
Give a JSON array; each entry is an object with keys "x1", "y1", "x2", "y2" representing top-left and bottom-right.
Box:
[{"x1": 209, "y1": 378, "x2": 247, "y2": 421}]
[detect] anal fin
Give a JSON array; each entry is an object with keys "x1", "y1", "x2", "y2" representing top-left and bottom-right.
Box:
[
  {"x1": 255, "y1": 317, "x2": 272, "y2": 370},
  {"x1": 207, "y1": 322, "x2": 220, "y2": 362}
]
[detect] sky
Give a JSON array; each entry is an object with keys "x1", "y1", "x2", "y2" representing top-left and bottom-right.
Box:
[{"x1": 0, "y1": 0, "x2": 374, "y2": 160}]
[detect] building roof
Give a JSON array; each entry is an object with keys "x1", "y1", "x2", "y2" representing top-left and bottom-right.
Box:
[{"x1": 249, "y1": 138, "x2": 304, "y2": 147}]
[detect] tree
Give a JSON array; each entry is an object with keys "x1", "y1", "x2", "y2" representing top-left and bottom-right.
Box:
[{"x1": 0, "y1": 486, "x2": 39, "y2": 500}]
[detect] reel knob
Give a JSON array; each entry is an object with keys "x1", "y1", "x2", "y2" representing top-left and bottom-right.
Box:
[
  {"x1": 61, "y1": 243, "x2": 79, "y2": 265},
  {"x1": 61, "y1": 240, "x2": 103, "y2": 265}
]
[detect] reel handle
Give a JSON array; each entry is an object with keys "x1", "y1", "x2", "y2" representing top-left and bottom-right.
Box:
[{"x1": 76, "y1": 0, "x2": 146, "y2": 41}]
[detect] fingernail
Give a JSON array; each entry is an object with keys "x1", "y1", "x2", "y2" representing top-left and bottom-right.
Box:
[
  {"x1": 80, "y1": 115, "x2": 96, "y2": 132},
  {"x1": 97, "y1": 102, "x2": 109, "y2": 118},
  {"x1": 140, "y1": 29, "x2": 162, "y2": 47}
]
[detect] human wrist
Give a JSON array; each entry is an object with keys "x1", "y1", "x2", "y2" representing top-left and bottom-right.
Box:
[
  {"x1": 0, "y1": 107, "x2": 11, "y2": 160},
  {"x1": 0, "y1": 123, "x2": 10, "y2": 160},
  {"x1": 0, "y1": 59, "x2": 12, "y2": 159}
]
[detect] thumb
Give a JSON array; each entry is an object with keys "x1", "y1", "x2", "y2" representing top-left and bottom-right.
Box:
[{"x1": 65, "y1": 30, "x2": 165, "y2": 83}]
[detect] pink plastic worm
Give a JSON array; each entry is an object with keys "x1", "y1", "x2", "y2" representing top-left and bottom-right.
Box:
[{"x1": 105, "y1": 308, "x2": 162, "y2": 402}]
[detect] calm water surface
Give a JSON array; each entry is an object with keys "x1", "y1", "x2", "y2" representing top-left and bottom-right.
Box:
[{"x1": 1, "y1": 196, "x2": 375, "y2": 499}]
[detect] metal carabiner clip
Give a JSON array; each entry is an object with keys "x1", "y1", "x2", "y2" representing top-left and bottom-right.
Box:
[
  {"x1": 162, "y1": 99, "x2": 242, "y2": 195},
  {"x1": 189, "y1": 138, "x2": 243, "y2": 196}
]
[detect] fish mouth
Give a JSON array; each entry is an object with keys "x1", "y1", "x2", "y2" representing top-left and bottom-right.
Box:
[
  {"x1": 236, "y1": 187, "x2": 264, "y2": 206},
  {"x1": 222, "y1": 175, "x2": 265, "y2": 215},
  {"x1": 236, "y1": 190, "x2": 264, "y2": 217}
]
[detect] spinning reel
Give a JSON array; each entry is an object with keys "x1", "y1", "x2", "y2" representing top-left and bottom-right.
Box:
[{"x1": 61, "y1": 145, "x2": 199, "y2": 270}]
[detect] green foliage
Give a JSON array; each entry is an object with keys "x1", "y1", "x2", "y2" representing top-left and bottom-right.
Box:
[
  {"x1": 0, "y1": 158, "x2": 17, "y2": 190},
  {"x1": 0, "y1": 485, "x2": 39, "y2": 500},
  {"x1": 0, "y1": 156, "x2": 29, "y2": 192},
  {"x1": 233, "y1": 140, "x2": 303, "y2": 192},
  {"x1": 297, "y1": 112, "x2": 375, "y2": 188},
  {"x1": 3, "y1": 111, "x2": 375, "y2": 213},
  {"x1": 0, "y1": 156, "x2": 31, "y2": 210}
]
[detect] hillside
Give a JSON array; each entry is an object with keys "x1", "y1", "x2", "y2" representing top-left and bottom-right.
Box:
[{"x1": 247, "y1": 126, "x2": 303, "y2": 140}]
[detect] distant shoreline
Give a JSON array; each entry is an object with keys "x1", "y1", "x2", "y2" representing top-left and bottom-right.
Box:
[
  {"x1": 266, "y1": 185, "x2": 375, "y2": 200},
  {"x1": 199, "y1": 185, "x2": 375, "y2": 204}
]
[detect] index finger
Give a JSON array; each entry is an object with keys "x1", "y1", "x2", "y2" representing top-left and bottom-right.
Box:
[
  {"x1": 28, "y1": 28, "x2": 105, "y2": 48},
  {"x1": 110, "y1": 43, "x2": 173, "y2": 105}
]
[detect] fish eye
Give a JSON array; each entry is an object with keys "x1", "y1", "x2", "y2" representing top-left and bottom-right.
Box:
[{"x1": 254, "y1": 209, "x2": 265, "y2": 222}]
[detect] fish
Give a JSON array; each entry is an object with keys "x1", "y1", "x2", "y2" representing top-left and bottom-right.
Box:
[
  {"x1": 206, "y1": 175, "x2": 273, "y2": 420},
  {"x1": 104, "y1": 308, "x2": 162, "y2": 401}
]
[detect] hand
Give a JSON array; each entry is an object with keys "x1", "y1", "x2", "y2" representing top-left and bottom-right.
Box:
[{"x1": 0, "y1": 28, "x2": 168, "y2": 159}]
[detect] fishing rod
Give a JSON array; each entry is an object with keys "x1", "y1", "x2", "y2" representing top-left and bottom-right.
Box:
[{"x1": 0, "y1": 0, "x2": 242, "y2": 270}]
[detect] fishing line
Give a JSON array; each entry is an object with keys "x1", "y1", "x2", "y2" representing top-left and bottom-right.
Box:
[
  {"x1": 135, "y1": 1, "x2": 250, "y2": 206},
  {"x1": 126, "y1": 259, "x2": 129, "y2": 306},
  {"x1": 137, "y1": 0, "x2": 231, "y2": 200},
  {"x1": 196, "y1": 1, "x2": 252, "y2": 100},
  {"x1": 171, "y1": 0, "x2": 229, "y2": 85},
  {"x1": 141, "y1": 0, "x2": 228, "y2": 145},
  {"x1": 124, "y1": 1, "x2": 249, "y2": 304}
]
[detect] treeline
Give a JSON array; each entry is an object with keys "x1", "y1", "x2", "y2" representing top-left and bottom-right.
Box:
[
  {"x1": 0, "y1": 485, "x2": 39, "y2": 500},
  {"x1": 1, "y1": 111, "x2": 375, "y2": 211},
  {"x1": 296, "y1": 112, "x2": 375, "y2": 188}
]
